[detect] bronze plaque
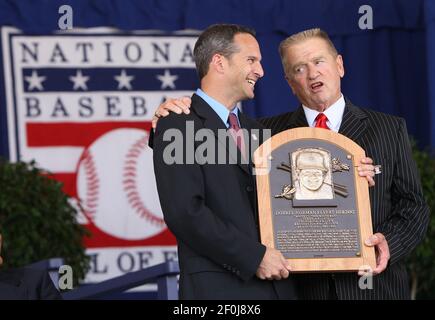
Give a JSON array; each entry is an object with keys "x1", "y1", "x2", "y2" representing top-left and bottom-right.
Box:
[{"x1": 253, "y1": 128, "x2": 376, "y2": 272}]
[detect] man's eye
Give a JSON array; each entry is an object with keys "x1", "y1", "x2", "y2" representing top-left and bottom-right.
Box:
[{"x1": 295, "y1": 66, "x2": 304, "y2": 73}]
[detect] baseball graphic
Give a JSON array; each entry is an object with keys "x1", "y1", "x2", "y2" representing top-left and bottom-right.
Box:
[{"x1": 76, "y1": 128, "x2": 166, "y2": 240}]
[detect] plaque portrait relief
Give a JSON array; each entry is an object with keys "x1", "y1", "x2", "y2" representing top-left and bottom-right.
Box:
[{"x1": 292, "y1": 148, "x2": 333, "y2": 200}]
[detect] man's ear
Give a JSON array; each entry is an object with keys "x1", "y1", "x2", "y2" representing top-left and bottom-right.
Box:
[
  {"x1": 336, "y1": 54, "x2": 345, "y2": 78},
  {"x1": 210, "y1": 53, "x2": 225, "y2": 74}
]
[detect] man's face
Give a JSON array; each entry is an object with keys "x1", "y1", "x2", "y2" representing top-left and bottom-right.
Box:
[
  {"x1": 300, "y1": 168, "x2": 325, "y2": 191},
  {"x1": 283, "y1": 37, "x2": 344, "y2": 112},
  {"x1": 225, "y1": 33, "x2": 264, "y2": 102}
]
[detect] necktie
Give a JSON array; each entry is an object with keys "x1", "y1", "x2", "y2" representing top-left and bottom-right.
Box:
[
  {"x1": 315, "y1": 113, "x2": 330, "y2": 130},
  {"x1": 228, "y1": 113, "x2": 246, "y2": 157}
]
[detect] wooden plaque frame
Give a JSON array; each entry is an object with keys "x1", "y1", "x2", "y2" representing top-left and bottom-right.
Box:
[{"x1": 253, "y1": 128, "x2": 376, "y2": 272}]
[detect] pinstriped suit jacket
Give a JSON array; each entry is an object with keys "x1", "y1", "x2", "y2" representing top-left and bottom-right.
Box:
[{"x1": 259, "y1": 99, "x2": 430, "y2": 300}]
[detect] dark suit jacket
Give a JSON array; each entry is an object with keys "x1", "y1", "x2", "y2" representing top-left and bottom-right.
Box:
[
  {"x1": 259, "y1": 99, "x2": 430, "y2": 300},
  {"x1": 153, "y1": 94, "x2": 297, "y2": 300},
  {"x1": 0, "y1": 268, "x2": 61, "y2": 300}
]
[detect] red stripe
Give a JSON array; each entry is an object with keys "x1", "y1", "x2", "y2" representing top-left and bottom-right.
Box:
[
  {"x1": 45, "y1": 172, "x2": 78, "y2": 197},
  {"x1": 83, "y1": 223, "x2": 177, "y2": 248},
  {"x1": 27, "y1": 122, "x2": 151, "y2": 147}
]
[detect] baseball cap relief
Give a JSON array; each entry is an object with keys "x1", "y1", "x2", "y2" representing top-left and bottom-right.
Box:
[{"x1": 296, "y1": 151, "x2": 328, "y2": 172}]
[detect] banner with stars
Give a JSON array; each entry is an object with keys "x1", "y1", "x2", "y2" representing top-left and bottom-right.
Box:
[{"x1": 1, "y1": 27, "x2": 199, "y2": 285}]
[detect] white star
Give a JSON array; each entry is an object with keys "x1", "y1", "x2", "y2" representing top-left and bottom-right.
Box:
[
  {"x1": 156, "y1": 69, "x2": 178, "y2": 89},
  {"x1": 114, "y1": 69, "x2": 134, "y2": 90},
  {"x1": 69, "y1": 70, "x2": 90, "y2": 90},
  {"x1": 25, "y1": 70, "x2": 46, "y2": 91}
]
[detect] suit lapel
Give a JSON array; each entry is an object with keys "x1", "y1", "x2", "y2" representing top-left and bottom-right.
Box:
[
  {"x1": 338, "y1": 99, "x2": 368, "y2": 143},
  {"x1": 284, "y1": 101, "x2": 368, "y2": 144},
  {"x1": 192, "y1": 95, "x2": 251, "y2": 174},
  {"x1": 285, "y1": 106, "x2": 309, "y2": 129},
  {"x1": 192, "y1": 95, "x2": 227, "y2": 134}
]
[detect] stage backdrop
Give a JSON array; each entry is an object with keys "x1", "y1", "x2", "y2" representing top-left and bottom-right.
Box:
[
  {"x1": 0, "y1": 0, "x2": 434, "y2": 288},
  {"x1": 0, "y1": 26, "x2": 198, "y2": 284}
]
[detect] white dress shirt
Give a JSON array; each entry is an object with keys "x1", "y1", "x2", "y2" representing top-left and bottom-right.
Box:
[{"x1": 302, "y1": 95, "x2": 346, "y2": 132}]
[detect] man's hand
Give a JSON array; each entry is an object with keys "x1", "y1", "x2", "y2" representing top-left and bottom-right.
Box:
[
  {"x1": 359, "y1": 233, "x2": 390, "y2": 276},
  {"x1": 256, "y1": 247, "x2": 291, "y2": 280},
  {"x1": 152, "y1": 97, "x2": 192, "y2": 129},
  {"x1": 357, "y1": 157, "x2": 376, "y2": 187}
]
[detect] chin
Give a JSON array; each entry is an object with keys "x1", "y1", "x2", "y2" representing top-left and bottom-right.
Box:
[{"x1": 245, "y1": 91, "x2": 255, "y2": 99}]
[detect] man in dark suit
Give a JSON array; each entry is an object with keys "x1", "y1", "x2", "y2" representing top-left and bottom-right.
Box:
[
  {"x1": 153, "y1": 24, "x2": 297, "y2": 299},
  {"x1": 152, "y1": 28, "x2": 429, "y2": 300},
  {"x1": 0, "y1": 234, "x2": 61, "y2": 300}
]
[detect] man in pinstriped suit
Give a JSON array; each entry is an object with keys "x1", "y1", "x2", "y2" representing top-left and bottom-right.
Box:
[
  {"x1": 259, "y1": 28, "x2": 430, "y2": 299},
  {"x1": 152, "y1": 28, "x2": 429, "y2": 299}
]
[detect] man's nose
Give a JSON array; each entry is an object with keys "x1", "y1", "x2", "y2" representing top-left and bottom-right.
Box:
[
  {"x1": 255, "y1": 62, "x2": 264, "y2": 78},
  {"x1": 308, "y1": 65, "x2": 319, "y2": 80}
]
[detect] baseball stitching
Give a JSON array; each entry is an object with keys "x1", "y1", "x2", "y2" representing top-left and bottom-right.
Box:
[
  {"x1": 123, "y1": 135, "x2": 166, "y2": 227},
  {"x1": 81, "y1": 148, "x2": 100, "y2": 220}
]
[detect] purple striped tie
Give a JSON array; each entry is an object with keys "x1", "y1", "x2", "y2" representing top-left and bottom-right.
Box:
[{"x1": 228, "y1": 113, "x2": 246, "y2": 157}]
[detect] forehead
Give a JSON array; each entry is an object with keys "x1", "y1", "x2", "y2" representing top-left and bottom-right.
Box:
[
  {"x1": 233, "y1": 33, "x2": 261, "y2": 56},
  {"x1": 285, "y1": 37, "x2": 332, "y2": 64}
]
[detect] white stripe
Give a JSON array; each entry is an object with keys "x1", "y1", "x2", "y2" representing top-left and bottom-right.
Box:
[{"x1": 22, "y1": 146, "x2": 84, "y2": 172}]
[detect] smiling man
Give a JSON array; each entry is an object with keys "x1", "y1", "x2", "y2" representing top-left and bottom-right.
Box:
[{"x1": 152, "y1": 24, "x2": 297, "y2": 300}]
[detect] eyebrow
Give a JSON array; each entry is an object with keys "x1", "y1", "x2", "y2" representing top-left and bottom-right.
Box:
[
  {"x1": 311, "y1": 55, "x2": 326, "y2": 61},
  {"x1": 247, "y1": 55, "x2": 261, "y2": 61},
  {"x1": 292, "y1": 62, "x2": 306, "y2": 70},
  {"x1": 291, "y1": 55, "x2": 327, "y2": 70}
]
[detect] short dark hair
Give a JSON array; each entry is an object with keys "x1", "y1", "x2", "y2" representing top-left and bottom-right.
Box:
[{"x1": 193, "y1": 24, "x2": 256, "y2": 80}]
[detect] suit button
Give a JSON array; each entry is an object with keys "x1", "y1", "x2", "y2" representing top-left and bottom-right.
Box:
[{"x1": 246, "y1": 186, "x2": 254, "y2": 192}]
